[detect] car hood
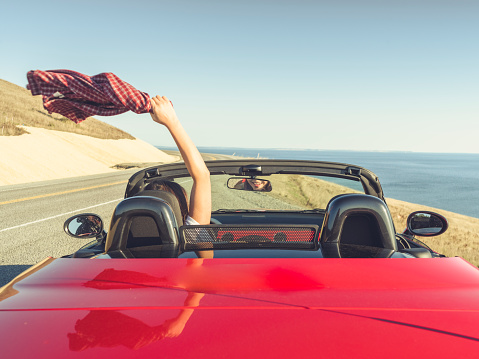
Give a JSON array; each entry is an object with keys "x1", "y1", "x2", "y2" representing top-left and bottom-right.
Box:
[{"x1": 1, "y1": 257, "x2": 479, "y2": 358}]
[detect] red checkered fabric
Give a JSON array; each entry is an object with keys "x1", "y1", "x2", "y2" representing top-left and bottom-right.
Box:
[{"x1": 26, "y1": 70, "x2": 151, "y2": 124}]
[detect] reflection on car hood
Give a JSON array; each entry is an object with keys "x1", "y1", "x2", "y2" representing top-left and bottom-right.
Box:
[{"x1": 1, "y1": 258, "x2": 479, "y2": 357}]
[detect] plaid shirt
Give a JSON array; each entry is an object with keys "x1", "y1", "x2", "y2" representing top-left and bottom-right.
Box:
[{"x1": 26, "y1": 70, "x2": 151, "y2": 123}]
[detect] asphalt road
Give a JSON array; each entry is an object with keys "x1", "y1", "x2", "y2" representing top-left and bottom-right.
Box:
[{"x1": 0, "y1": 151, "x2": 229, "y2": 286}]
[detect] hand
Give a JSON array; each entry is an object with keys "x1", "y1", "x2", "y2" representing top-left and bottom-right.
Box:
[
  {"x1": 162, "y1": 317, "x2": 188, "y2": 338},
  {"x1": 150, "y1": 95, "x2": 178, "y2": 128}
]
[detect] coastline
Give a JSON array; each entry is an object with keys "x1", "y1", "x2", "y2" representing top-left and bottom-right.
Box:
[
  {"x1": 1, "y1": 130, "x2": 477, "y2": 265},
  {"x1": 188, "y1": 146, "x2": 479, "y2": 219}
]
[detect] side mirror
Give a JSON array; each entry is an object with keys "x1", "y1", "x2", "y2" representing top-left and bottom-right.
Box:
[
  {"x1": 406, "y1": 211, "x2": 448, "y2": 237},
  {"x1": 64, "y1": 214, "x2": 104, "y2": 239},
  {"x1": 227, "y1": 177, "x2": 272, "y2": 192}
]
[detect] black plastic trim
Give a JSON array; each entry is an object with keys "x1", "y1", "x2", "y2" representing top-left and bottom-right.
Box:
[
  {"x1": 124, "y1": 159, "x2": 385, "y2": 201},
  {"x1": 179, "y1": 224, "x2": 320, "y2": 252}
]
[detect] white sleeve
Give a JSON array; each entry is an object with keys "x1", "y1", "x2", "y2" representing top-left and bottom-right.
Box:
[
  {"x1": 184, "y1": 215, "x2": 200, "y2": 226},
  {"x1": 183, "y1": 215, "x2": 214, "y2": 243}
]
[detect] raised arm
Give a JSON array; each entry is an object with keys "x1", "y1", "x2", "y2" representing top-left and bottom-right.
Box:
[{"x1": 149, "y1": 96, "x2": 211, "y2": 225}]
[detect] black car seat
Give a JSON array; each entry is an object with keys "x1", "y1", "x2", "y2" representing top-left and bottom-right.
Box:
[
  {"x1": 320, "y1": 194, "x2": 397, "y2": 258},
  {"x1": 127, "y1": 190, "x2": 184, "y2": 247},
  {"x1": 104, "y1": 190, "x2": 182, "y2": 257},
  {"x1": 134, "y1": 190, "x2": 184, "y2": 227}
]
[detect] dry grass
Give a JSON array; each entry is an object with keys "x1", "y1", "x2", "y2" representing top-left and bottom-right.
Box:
[
  {"x1": 0, "y1": 79, "x2": 134, "y2": 140},
  {"x1": 0, "y1": 118, "x2": 29, "y2": 136},
  {"x1": 111, "y1": 162, "x2": 164, "y2": 170},
  {"x1": 387, "y1": 198, "x2": 479, "y2": 266},
  {"x1": 267, "y1": 174, "x2": 361, "y2": 209},
  {"x1": 268, "y1": 174, "x2": 479, "y2": 266}
]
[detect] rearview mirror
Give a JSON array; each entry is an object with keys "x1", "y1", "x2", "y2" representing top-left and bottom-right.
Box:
[
  {"x1": 64, "y1": 214, "x2": 104, "y2": 238},
  {"x1": 406, "y1": 211, "x2": 448, "y2": 237},
  {"x1": 227, "y1": 177, "x2": 272, "y2": 192}
]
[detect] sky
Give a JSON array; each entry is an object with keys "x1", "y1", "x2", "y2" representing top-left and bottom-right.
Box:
[{"x1": 1, "y1": 0, "x2": 478, "y2": 153}]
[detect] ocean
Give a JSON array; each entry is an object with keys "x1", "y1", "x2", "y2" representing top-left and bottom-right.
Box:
[{"x1": 158, "y1": 147, "x2": 479, "y2": 219}]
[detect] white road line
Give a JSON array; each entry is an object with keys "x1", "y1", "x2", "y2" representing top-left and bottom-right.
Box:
[
  {"x1": 0, "y1": 171, "x2": 134, "y2": 193},
  {"x1": 0, "y1": 198, "x2": 122, "y2": 233},
  {"x1": 2, "y1": 179, "x2": 193, "y2": 233}
]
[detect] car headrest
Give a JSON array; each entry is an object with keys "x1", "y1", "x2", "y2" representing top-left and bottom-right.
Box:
[
  {"x1": 133, "y1": 190, "x2": 184, "y2": 226},
  {"x1": 104, "y1": 195, "x2": 180, "y2": 257},
  {"x1": 320, "y1": 194, "x2": 397, "y2": 253}
]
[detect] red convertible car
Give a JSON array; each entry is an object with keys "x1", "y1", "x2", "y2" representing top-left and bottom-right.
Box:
[{"x1": 1, "y1": 160, "x2": 478, "y2": 358}]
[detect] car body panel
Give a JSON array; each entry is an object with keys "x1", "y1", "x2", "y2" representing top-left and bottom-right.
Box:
[{"x1": 1, "y1": 257, "x2": 479, "y2": 357}]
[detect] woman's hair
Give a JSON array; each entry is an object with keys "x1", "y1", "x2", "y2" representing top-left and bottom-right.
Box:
[
  {"x1": 146, "y1": 180, "x2": 189, "y2": 222},
  {"x1": 262, "y1": 181, "x2": 272, "y2": 192}
]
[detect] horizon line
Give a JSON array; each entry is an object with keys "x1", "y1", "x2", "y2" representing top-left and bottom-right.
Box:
[{"x1": 155, "y1": 146, "x2": 479, "y2": 156}]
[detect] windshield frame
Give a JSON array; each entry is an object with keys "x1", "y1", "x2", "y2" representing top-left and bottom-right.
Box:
[{"x1": 125, "y1": 159, "x2": 385, "y2": 200}]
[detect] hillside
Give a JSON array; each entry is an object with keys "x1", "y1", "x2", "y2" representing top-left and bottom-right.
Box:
[
  {"x1": 0, "y1": 126, "x2": 178, "y2": 185},
  {"x1": 0, "y1": 78, "x2": 178, "y2": 185},
  {"x1": 0, "y1": 78, "x2": 135, "y2": 139}
]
